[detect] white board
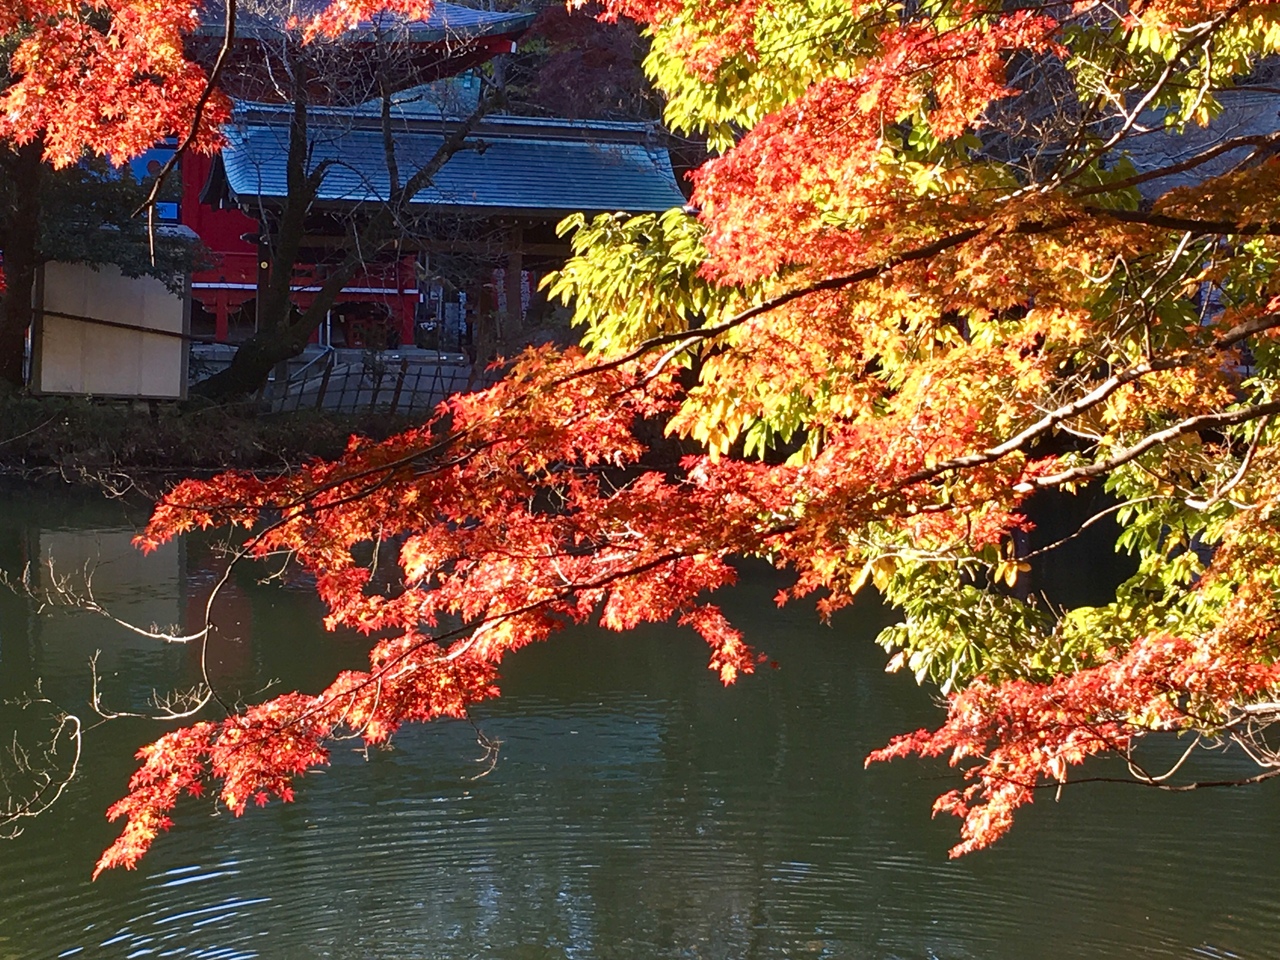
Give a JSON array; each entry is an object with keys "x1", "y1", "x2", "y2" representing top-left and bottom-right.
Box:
[{"x1": 33, "y1": 262, "x2": 188, "y2": 399}]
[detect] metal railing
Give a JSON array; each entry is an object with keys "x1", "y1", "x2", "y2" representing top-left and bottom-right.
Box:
[
  {"x1": 285, "y1": 344, "x2": 336, "y2": 385},
  {"x1": 270, "y1": 354, "x2": 483, "y2": 416}
]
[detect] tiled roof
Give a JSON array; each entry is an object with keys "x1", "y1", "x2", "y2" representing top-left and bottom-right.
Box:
[
  {"x1": 1121, "y1": 88, "x2": 1280, "y2": 199},
  {"x1": 200, "y1": 0, "x2": 534, "y2": 42},
  {"x1": 219, "y1": 117, "x2": 689, "y2": 215}
]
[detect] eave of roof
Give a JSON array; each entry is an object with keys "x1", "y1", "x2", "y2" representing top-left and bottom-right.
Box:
[
  {"x1": 234, "y1": 100, "x2": 671, "y2": 144},
  {"x1": 197, "y1": 0, "x2": 535, "y2": 43},
  {"x1": 217, "y1": 116, "x2": 689, "y2": 216}
]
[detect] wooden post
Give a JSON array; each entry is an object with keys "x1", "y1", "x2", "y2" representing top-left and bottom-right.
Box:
[
  {"x1": 388, "y1": 358, "x2": 409, "y2": 415},
  {"x1": 504, "y1": 223, "x2": 524, "y2": 340},
  {"x1": 214, "y1": 289, "x2": 229, "y2": 342},
  {"x1": 255, "y1": 238, "x2": 269, "y2": 334},
  {"x1": 315, "y1": 355, "x2": 333, "y2": 410}
]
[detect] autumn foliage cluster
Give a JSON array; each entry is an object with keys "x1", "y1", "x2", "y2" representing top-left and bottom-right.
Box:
[{"x1": 10, "y1": 0, "x2": 1280, "y2": 873}]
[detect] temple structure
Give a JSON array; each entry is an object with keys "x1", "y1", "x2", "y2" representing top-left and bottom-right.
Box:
[
  {"x1": 184, "y1": 91, "x2": 687, "y2": 351},
  {"x1": 177, "y1": 2, "x2": 687, "y2": 357}
]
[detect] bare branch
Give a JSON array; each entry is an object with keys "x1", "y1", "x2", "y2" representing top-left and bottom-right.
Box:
[
  {"x1": 0, "y1": 705, "x2": 81, "y2": 839},
  {"x1": 136, "y1": 0, "x2": 238, "y2": 259},
  {"x1": 1023, "y1": 400, "x2": 1280, "y2": 491},
  {"x1": 2, "y1": 559, "x2": 209, "y2": 644}
]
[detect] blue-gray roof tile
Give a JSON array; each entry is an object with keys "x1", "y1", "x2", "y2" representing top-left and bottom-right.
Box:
[{"x1": 221, "y1": 119, "x2": 688, "y2": 215}]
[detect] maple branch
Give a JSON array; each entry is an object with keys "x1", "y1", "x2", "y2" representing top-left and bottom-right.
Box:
[
  {"x1": 560, "y1": 226, "x2": 988, "y2": 385},
  {"x1": 169, "y1": 206, "x2": 1251, "y2": 527},
  {"x1": 1124, "y1": 734, "x2": 1205, "y2": 784},
  {"x1": 1184, "y1": 413, "x2": 1271, "y2": 511},
  {"x1": 974, "y1": 764, "x2": 1280, "y2": 797},
  {"x1": 568, "y1": 206, "x2": 1278, "y2": 399},
  {"x1": 1068, "y1": 132, "x2": 1280, "y2": 200},
  {"x1": 1048, "y1": 0, "x2": 1250, "y2": 191},
  {"x1": 1084, "y1": 207, "x2": 1280, "y2": 236},
  {"x1": 1024, "y1": 399, "x2": 1280, "y2": 490},
  {"x1": 901, "y1": 311, "x2": 1280, "y2": 487},
  {"x1": 134, "y1": 0, "x2": 236, "y2": 241},
  {"x1": 1019, "y1": 495, "x2": 1167, "y2": 561},
  {"x1": 1033, "y1": 767, "x2": 1280, "y2": 791},
  {"x1": 142, "y1": 543, "x2": 724, "y2": 790}
]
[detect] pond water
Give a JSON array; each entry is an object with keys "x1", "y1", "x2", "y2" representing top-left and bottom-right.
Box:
[{"x1": 0, "y1": 489, "x2": 1278, "y2": 959}]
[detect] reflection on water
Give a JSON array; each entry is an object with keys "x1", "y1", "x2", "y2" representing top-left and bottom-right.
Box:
[{"x1": 0, "y1": 490, "x2": 1278, "y2": 959}]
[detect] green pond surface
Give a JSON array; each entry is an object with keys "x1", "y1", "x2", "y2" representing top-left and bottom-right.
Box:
[{"x1": 0, "y1": 489, "x2": 1276, "y2": 959}]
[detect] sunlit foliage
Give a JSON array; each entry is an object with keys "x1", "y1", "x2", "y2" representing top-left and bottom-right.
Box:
[{"x1": 27, "y1": 0, "x2": 1280, "y2": 871}]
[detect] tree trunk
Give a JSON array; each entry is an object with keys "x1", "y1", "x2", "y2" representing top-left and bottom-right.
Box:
[
  {"x1": 191, "y1": 72, "x2": 325, "y2": 403},
  {"x1": 189, "y1": 320, "x2": 315, "y2": 401},
  {"x1": 0, "y1": 141, "x2": 43, "y2": 391},
  {"x1": 192, "y1": 254, "x2": 358, "y2": 403},
  {"x1": 190, "y1": 71, "x2": 502, "y2": 403}
]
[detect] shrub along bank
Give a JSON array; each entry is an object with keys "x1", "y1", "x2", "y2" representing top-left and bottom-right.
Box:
[{"x1": 0, "y1": 395, "x2": 420, "y2": 489}]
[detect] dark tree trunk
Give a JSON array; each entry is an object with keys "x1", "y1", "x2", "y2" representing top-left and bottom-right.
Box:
[
  {"x1": 0, "y1": 141, "x2": 43, "y2": 391},
  {"x1": 191, "y1": 67, "x2": 501, "y2": 403},
  {"x1": 191, "y1": 65, "x2": 335, "y2": 403},
  {"x1": 190, "y1": 320, "x2": 315, "y2": 400},
  {"x1": 190, "y1": 262, "x2": 356, "y2": 401}
]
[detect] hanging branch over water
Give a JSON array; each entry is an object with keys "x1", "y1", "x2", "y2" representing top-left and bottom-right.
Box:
[{"x1": 10, "y1": 0, "x2": 1280, "y2": 870}]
